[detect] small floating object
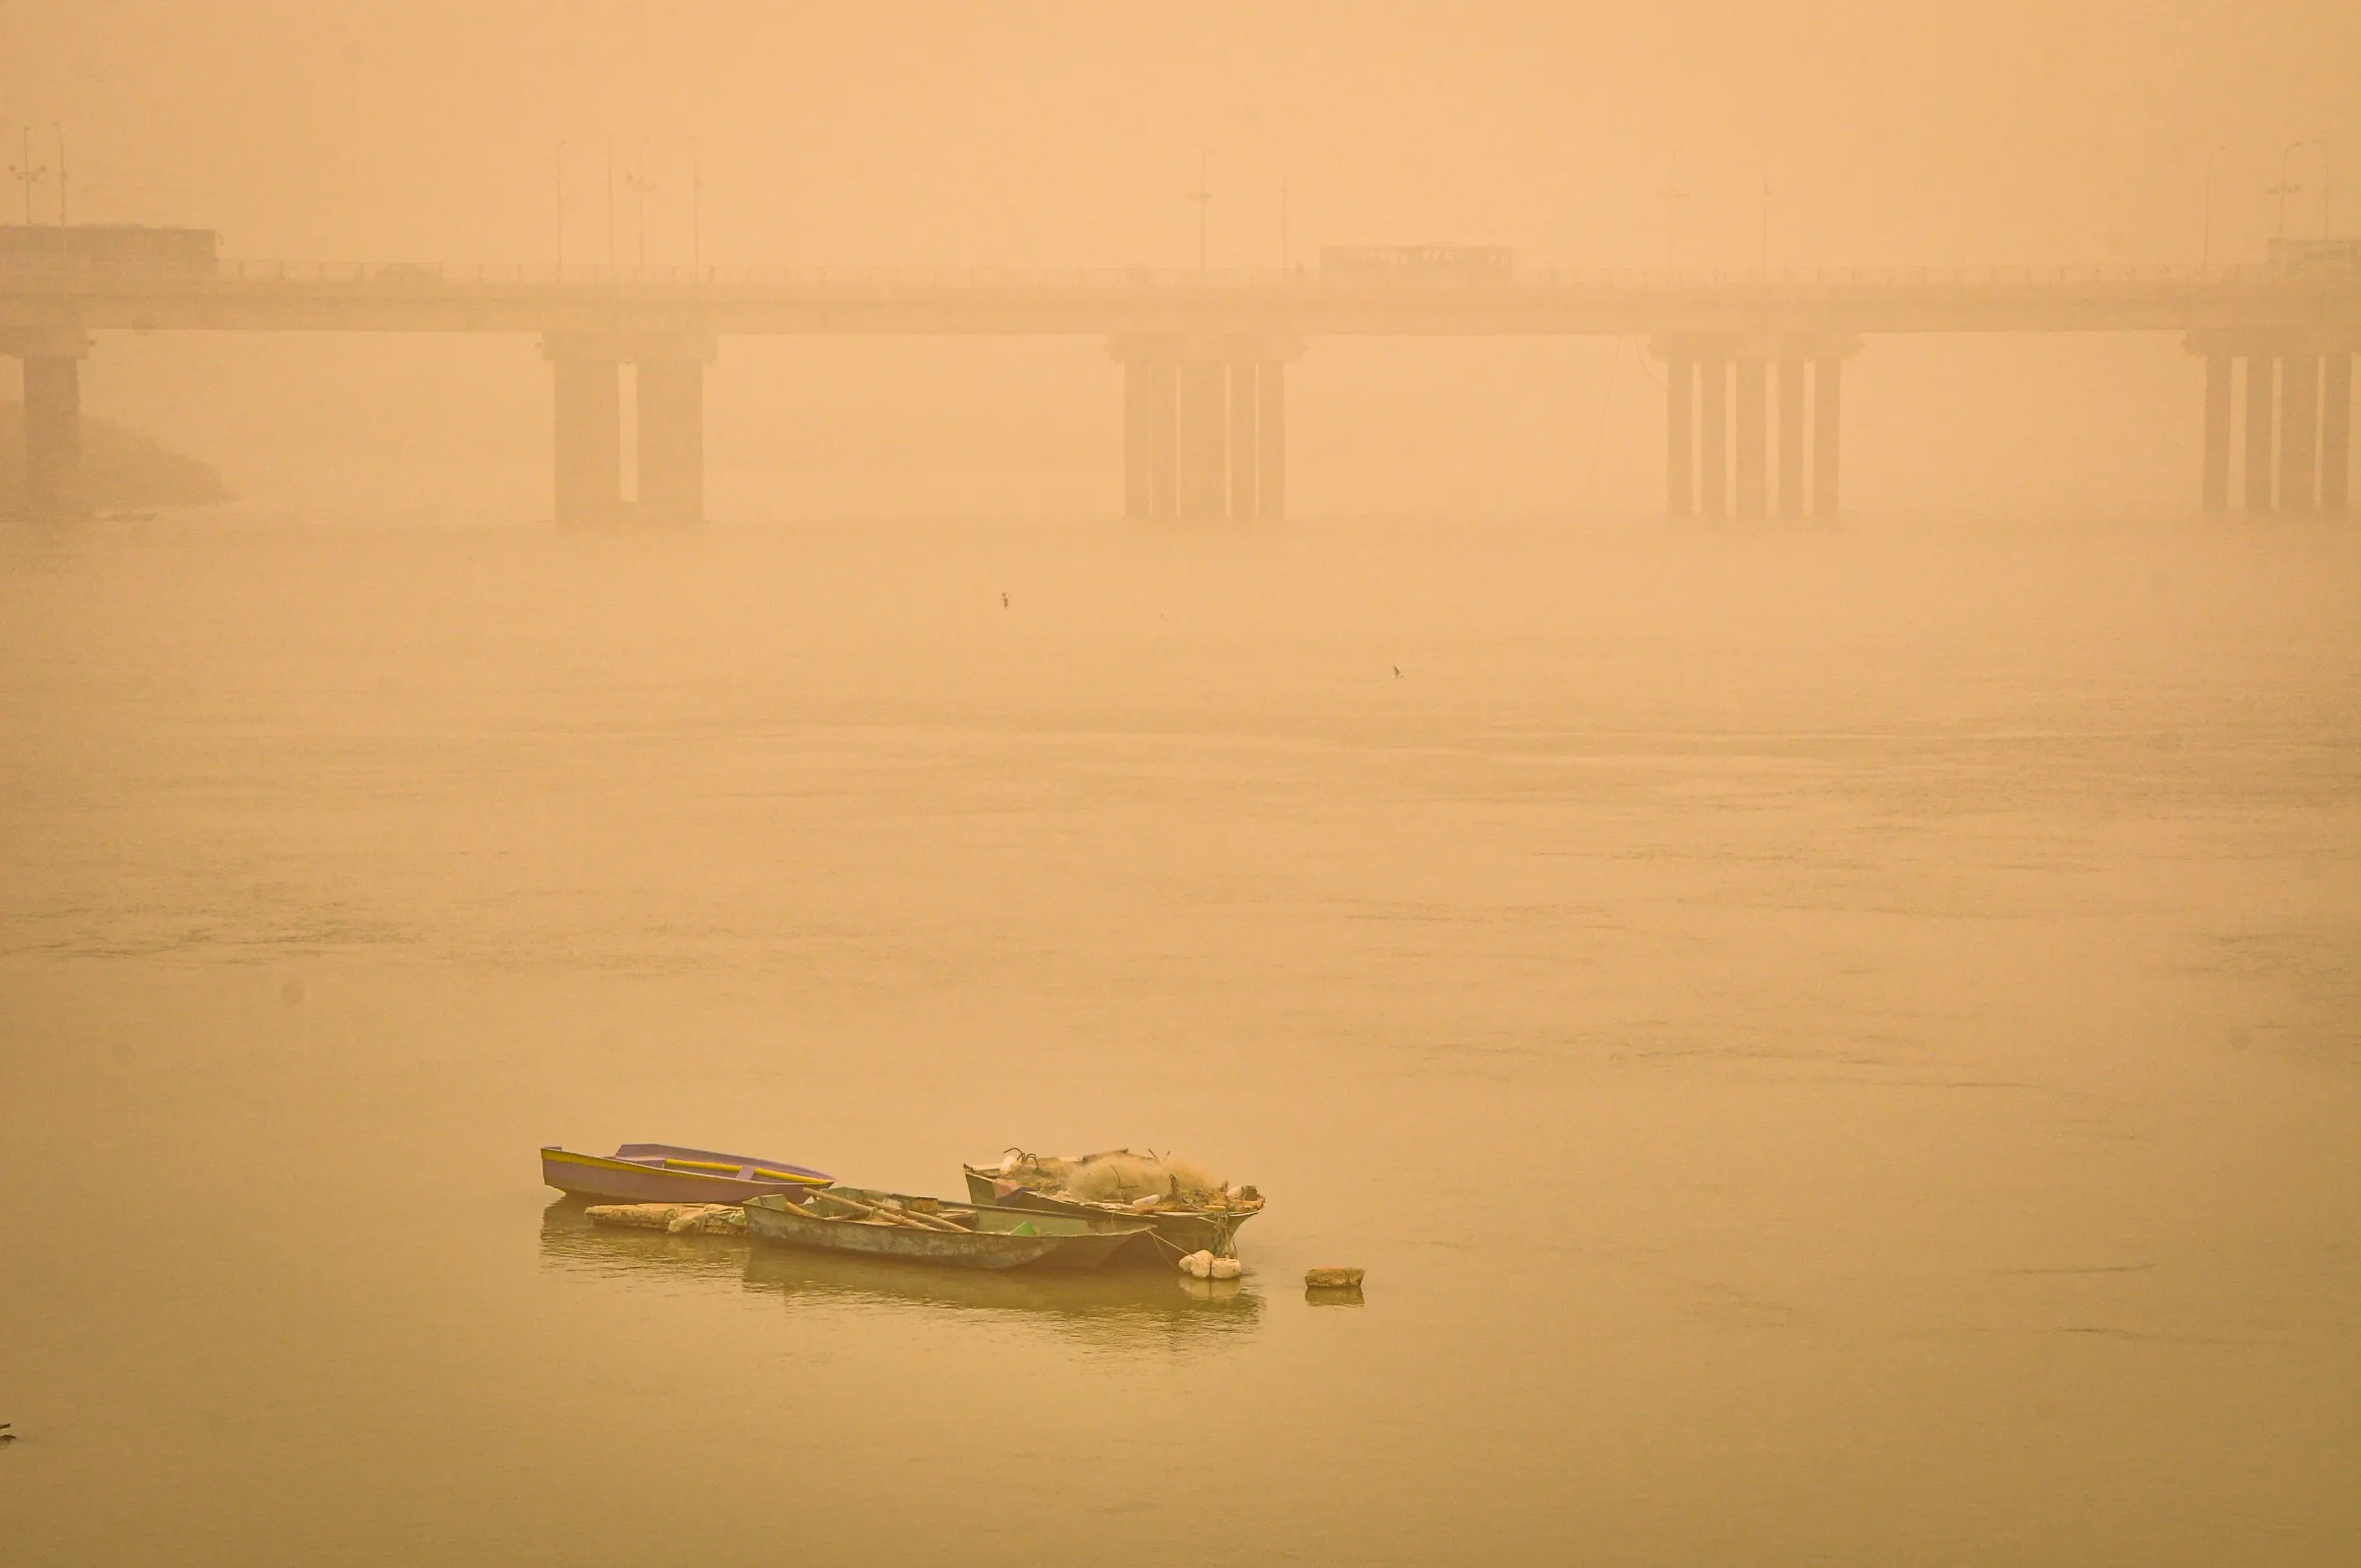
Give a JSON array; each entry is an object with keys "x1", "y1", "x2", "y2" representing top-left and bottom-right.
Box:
[
  {"x1": 1177, "y1": 1249, "x2": 1241, "y2": 1280},
  {"x1": 585, "y1": 1202, "x2": 748, "y2": 1236},
  {"x1": 1304, "y1": 1267, "x2": 1364, "y2": 1290}
]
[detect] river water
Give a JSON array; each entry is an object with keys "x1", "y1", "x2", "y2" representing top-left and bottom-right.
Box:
[{"x1": 3, "y1": 510, "x2": 2356, "y2": 1564}]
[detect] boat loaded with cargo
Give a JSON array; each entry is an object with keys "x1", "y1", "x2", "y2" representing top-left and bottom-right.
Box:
[
  {"x1": 543, "y1": 1141, "x2": 1282, "y2": 1278},
  {"x1": 962, "y1": 1148, "x2": 1264, "y2": 1262}
]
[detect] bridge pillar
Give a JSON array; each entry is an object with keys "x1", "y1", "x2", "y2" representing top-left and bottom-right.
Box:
[
  {"x1": 1112, "y1": 338, "x2": 1183, "y2": 521},
  {"x1": 1178, "y1": 359, "x2": 1228, "y2": 519},
  {"x1": 2325, "y1": 352, "x2": 2353, "y2": 513},
  {"x1": 2278, "y1": 354, "x2": 2321, "y2": 513},
  {"x1": 1255, "y1": 360, "x2": 1287, "y2": 521},
  {"x1": 1228, "y1": 361, "x2": 1259, "y2": 519},
  {"x1": 544, "y1": 334, "x2": 622, "y2": 523},
  {"x1": 1776, "y1": 357, "x2": 1807, "y2": 515},
  {"x1": 1811, "y1": 355, "x2": 1842, "y2": 517},
  {"x1": 2202, "y1": 353, "x2": 2233, "y2": 513},
  {"x1": 1699, "y1": 358, "x2": 1728, "y2": 516},
  {"x1": 1733, "y1": 359, "x2": 1768, "y2": 515},
  {"x1": 636, "y1": 353, "x2": 708, "y2": 524},
  {"x1": 1120, "y1": 334, "x2": 1298, "y2": 523},
  {"x1": 6, "y1": 328, "x2": 92, "y2": 518},
  {"x1": 1665, "y1": 354, "x2": 1696, "y2": 516},
  {"x1": 2242, "y1": 354, "x2": 2275, "y2": 513},
  {"x1": 1148, "y1": 358, "x2": 1179, "y2": 519},
  {"x1": 24, "y1": 357, "x2": 85, "y2": 518},
  {"x1": 1121, "y1": 358, "x2": 1154, "y2": 520}
]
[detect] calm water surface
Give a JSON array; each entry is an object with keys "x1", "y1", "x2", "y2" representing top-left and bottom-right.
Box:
[{"x1": 3, "y1": 512, "x2": 2357, "y2": 1564}]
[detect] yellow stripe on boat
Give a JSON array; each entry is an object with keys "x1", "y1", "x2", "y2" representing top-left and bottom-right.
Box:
[
  {"x1": 662, "y1": 1158, "x2": 746, "y2": 1174},
  {"x1": 544, "y1": 1149, "x2": 636, "y2": 1169},
  {"x1": 754, "y1": 1168, "x2": 828, "y2": 1184}
]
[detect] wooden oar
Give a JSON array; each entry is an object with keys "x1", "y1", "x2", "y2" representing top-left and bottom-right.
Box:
[{"x1": 807, "y1": 1191, "x2": 967, "y2": 1233}]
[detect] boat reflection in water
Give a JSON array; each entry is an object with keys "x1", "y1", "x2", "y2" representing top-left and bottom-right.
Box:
[{"x1": 537, "y1": 1197, "x2": 1263, "y2": 1345}]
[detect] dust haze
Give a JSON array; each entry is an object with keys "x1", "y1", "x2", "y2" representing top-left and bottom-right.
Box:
[{"x1": 4, "y1": 4, "x2": 2360, "y2": 1565}]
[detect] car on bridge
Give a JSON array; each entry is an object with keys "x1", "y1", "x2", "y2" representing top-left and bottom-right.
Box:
[{"x1": 2269, "y1": 238, "x2": 2361, "y2": 280}]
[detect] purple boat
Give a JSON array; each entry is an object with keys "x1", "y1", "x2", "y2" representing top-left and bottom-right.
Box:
[{"x1": 541, "y1": 1143, "x2": 832, "y2": 1204}]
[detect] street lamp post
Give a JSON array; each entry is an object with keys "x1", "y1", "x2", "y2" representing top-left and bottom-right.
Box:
[
  {"x1": 1279, "y1": 144, "x2": 1290, "y2": 272},
  {"x1": 2201, "y1": 145, "x2": 2229, "y2": 275},
  {"x1": 556, "y1": 140, "x2": 567, "y2": 275},
  {"x1": 2267, "y1": 178, "x2": 2300, "y2": 246},
  {"x1": 626, "y1": 140, "x2": 657, "y2": 272},
  {"x1": 2290, "y1": 138, "x2": 2331, "y2": 238},
  {"x1": 8, "y1": 126, "x2": 47, "y2": 226},
  {"x1": 2269, "y1": 140, "x2": 2319, "y2": 246},
  {"x1": 1759, "y1": 160, "x2": 1771, "y2": 272}
]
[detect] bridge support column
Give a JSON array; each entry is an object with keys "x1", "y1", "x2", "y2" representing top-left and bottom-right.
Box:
[
  {"x1": 6, "y1": 329, "x2": 92, "y2": 519},
  {"x1": 1115, "y1": 335, "x2": 1296, "y2": 524},
  {"x1": 2325, "y1": 352, "x2": 2353, "y2": 513},
  {"x1": 1121, "y1": 357, "x2": 1154, "y2": 520},
  {"x1": 2202, "y1": 353, "x2": 2232, "y2": 513},
  {"x1": 1113, "y1": 338, "x2": 1182, "y2": 521},
  {"x1": 1665, "y1": 354, "x2": 1696, "y2": 516},
  {"x1": 1178, "y1": 360, "x2": 1228, "y2": 520},
  {"x1": 2279, "y1": 354, "x2": 2321, "y2": 513},
  {"x1": 2242, "y1": 354, "x2": 2275, "y2": 513},
  {"x1": 1811, "y1": 356, "x2": 1842, "y2": 517},
  {"x1": 636, "y1": 348, "x2": 710, "y2": 524},
  {"x1": 1733, "y1": 359, "x2": 1768, "y2": 515},
  {"x1": 1699, "y1": 358, "x2": 1728, "y2": 516},
  {"x1": 1149, "y1": 359, "x2": 1179, "y2": 519},
  {"x1": 1255, "y1": 361, "x2": 1287, "y2": 521},
  {"x1": 545, "y1": 335, "x2": 622, "y2": 523},
  {"x1": 24, "y1": 357, "x2": 85, "y2": 518},
  {"x1": 1228, "y1": 361, "x2": 1259, "y2": 520},
  {"x1": 1776, "y1": 358, "x2": 1806, "y2": 515}
]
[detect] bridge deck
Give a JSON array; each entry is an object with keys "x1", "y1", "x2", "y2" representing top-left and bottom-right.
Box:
[{"x1": 5, "y1": 262, "x2": 2359, "y2": 340}]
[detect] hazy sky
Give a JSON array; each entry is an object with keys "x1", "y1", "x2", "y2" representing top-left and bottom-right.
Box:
[
  {"x1": 6, "y1": 1, "x2": 2355, "y2": 270},
  {"x1": 5, "y1": 2, "x2": 2357, "y2": 519}
]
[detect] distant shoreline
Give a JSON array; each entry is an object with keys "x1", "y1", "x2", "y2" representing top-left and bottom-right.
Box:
[{"x1": 1, "y1": 402, "x2": 233, "y2": 513}]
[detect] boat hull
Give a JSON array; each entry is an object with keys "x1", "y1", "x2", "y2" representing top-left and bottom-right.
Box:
[
  {"x1": 744, "y1": 1191, "x2": 1149, "y2": 1271},
  {"x1": 962, "y1": 1167, "x2": 1256, "y2": 1259},
  {"x1": 542, "y1": 1145, "x2": 830, "y2": 1205}
]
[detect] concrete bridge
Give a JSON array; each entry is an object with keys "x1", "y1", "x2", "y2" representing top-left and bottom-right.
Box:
[{"x1": 6, "y1": 250, "x2": 2359, "y2": 522}]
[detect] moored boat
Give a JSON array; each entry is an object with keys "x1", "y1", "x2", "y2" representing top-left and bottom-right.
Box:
[
  {"x1": 541, "y1": 1143, "x2": 831, "y2": 1204},
  {"x1": 743, "y1": 1186, "x2": 1152, "y2": 1271},
  {"x1": 963, "y1": 1151, "x2": 1263, "y2": 1261}
]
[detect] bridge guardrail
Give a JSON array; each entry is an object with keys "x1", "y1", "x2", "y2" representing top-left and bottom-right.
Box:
[{"x1": 0, "y1": 258, "x2": 2326, "y2": 294}]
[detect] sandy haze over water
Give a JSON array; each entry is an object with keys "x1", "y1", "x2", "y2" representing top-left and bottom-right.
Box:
[
  {"x1": 3, "y1": 512, "x2": 2358, "y2": 1564},
  {"x1": 7, "y1": 0, "x2": 2361, "y2": 1561}
]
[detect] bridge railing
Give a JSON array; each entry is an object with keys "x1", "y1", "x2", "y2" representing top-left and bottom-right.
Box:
[
  {"x1": 1, "y1": 258, "x2": 2329, "y2": 293},
  {"x1": 207, "y1": 260, "x2": 2290, "y2": 289}
]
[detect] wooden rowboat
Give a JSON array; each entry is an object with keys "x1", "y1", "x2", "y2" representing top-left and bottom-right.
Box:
[
  {"x1": 541, "y1": 1143, "x2": 831, "y2": 1205},
  {"x1": 743, "y1": 1186, "x2": 1152, "y2": 1271},
  {"x1": 962, "y1": 1165, "x2": 1257, "y2": 1261}
]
